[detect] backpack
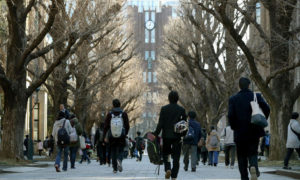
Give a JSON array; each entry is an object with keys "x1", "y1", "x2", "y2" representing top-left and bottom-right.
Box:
[
  {"x1": 43, "y1": 140, "x2": 48, "y2": 149},
  {"x1": 70, "y1": 127, "x2": 78, "y2": 143},
  {"x1": 110, "y1": 112, "x2": 124, "y2": 138},
  {"x1": 265, "y1": 135, "x2": 270, "y2": 146},
  {"x1": 183, "y1": 125, "x2": 195, "y2": 142},
  {"x1": 57, "y1": 120, "x2": 70, "y2": 147},
  {"x1": 209, "y1": 134, "x2": 219, "y2": 148},
  {"x1": 136, "y1": 137, "x2": 145, "y2": 150},
  {"x1": 146, "y1": 132, "x2": 163, "y2": 165}
]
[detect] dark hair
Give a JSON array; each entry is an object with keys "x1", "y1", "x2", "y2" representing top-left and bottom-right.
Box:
[
  {"x1": 57, "y1": 111, "x2": 65, "y2": 120},
  {"x1": 188, "y1": 111, "x2": 196, "y2": 119},
  {"x1": 210, "y1": 126, "x2": 215, "y2": 131},
  {"x1": 137, "y1": 131, "x2": 141, "y2": 136},
  {"x1": 70, "y1": 113, "x2": 76, "y2": 119},
  {"x1": 112, "y1": 99, "x2": 121, "y2": 108},
  {"x1": 239, "y1": 77, "x2": 250, "y2": 90},
  {"x1": 168, "y1": 91, "x2": 179, "y2": 104},
  {"x1": 292, "y1": 112, "x2": 299, "y2": 119}
]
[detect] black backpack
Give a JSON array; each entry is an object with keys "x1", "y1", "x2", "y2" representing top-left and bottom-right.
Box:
[
  {"x1": 136, "y1": 137, "x2": 145, "y2": 150},
  {"x1": 57, "y1": 120, "x2": 70, "y2": 147},
  {"x1": 146, "y1": 132, "x2": 163, "y2": 165}
]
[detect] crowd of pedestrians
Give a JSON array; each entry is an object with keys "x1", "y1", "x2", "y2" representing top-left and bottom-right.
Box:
[{"x1": 21, "y1": 77, "x2": 300, "y2": 180}]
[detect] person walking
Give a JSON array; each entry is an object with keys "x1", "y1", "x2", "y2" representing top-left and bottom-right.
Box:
[
  {"x1": 48, "y1": 135, "x2": 54, "y2": 157},
  {"x1": 95, "y1": 123, "x2": 106, "y2": 165},
  {"x1": 283, "y1": 112, "x2": 300, "y2": 169},
  {"x1": 38, "y1": 140, "x2": 43, "y2": 156},
  {"x1": 52, "y1": 111, "x2": 72, "y2": 172},
  {"x1": 182, "y1": 111, "x2": 202, "y2": 172},
  {"x1": 135, "y1": 131, "x2": 145, "y2": 162},
  {"x1": 69, "y1": 114, "x2": 83, "y2": 169},
  {"x1": 228, "y1": 77, "x2": 270, "y2": 180},
  {"x1": 200, "y1": 128, "x2": 208, "y2": 165},
  {"x1": 206, "y1": 126, "x2": 220, "y2": 166},
  {"x1": 221, "y1": 124, "x2": 236, "y2": 168},
  {"x1": 60, "y1": 104, "x2": 70, "y2": 120},
  {"x1": 23, "y1": 135, "x2": 29, "y2": 157},
  {"x1": 104, "y1": 99, "x2": 130, "y2": 173},
  {"x1": 79, "y1": 132, "x2": 91, "y2": 164},
  {"x1": 261, "y1": 131, "x2": 270, "y2": 158},
  {"x1": 154, "y1": 91, "x2": 187, "y2": 180},
  {"x1": 129, "y1": 138, "x2": 136, "y2": 158}
]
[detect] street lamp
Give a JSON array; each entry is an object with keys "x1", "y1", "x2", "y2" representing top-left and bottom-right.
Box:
[{"x1": 27, "y1": 87, "x2": 40, "y2": 160}]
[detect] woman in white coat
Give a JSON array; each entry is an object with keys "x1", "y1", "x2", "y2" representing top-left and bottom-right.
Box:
[{"x1": 283, "y1": 112, "x2": 300, "y2": 169}]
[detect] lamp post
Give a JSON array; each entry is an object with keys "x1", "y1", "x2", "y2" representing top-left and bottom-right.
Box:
[{"x1": 27, "y1": 87, "x2": 40, "y2": 160}]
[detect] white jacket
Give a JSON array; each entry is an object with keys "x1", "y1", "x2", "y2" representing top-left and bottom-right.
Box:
[
  {"x1": 221, "y1": 126, "x2": 235, "y2": 145},
  {"x1": 286, "y1": 119, "x2": 300, "y2": 148},
  {"x1": 52, "y1": 118, "x2": 72, "y2": 144}
]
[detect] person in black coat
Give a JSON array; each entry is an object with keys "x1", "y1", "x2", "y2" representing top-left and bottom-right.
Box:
[
  {"x1": 104, "y1": 99, "x2": 130, "y2": 173},
  {"x1": 228, "y1": 77, "x2": 270, "y2": 180},
  {"x1": 154, "y1": 91, "x2": 186, "y2": 180}
]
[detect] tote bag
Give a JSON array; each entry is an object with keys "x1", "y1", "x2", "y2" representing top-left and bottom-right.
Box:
[
  {"x1": 79, "y1": 135, "x2": 86, "y2": 149},
  {"x1": 250, "y1": 93, "x2": 268, "y2": 128}
]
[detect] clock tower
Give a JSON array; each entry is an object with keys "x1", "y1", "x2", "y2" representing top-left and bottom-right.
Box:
[{"x1": 127, "y1": 0, "x2": 178, "y2": 135}]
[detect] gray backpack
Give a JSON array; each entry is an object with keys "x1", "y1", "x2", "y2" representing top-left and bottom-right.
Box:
[{"x1": 210, "y1": 134, "x2": 219, "y2": 148}]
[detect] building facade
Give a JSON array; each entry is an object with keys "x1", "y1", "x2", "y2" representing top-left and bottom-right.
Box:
[{"x1": 127, "y1": 0, "x2": 178, "y2": 135}]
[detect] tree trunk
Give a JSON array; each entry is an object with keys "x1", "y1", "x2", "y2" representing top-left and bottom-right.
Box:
[{"x1": 1, "y1": 89, "x2": 27, "y2": 159}]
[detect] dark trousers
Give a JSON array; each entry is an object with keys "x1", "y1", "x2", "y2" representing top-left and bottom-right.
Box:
[
  {"x1": 137, "y1": 149, "x2": 143, "y2": 161},
  {"x1": 80, "y1": 149, "x2": 90, "y2": 163},
  {"x1": 111, "y1": 146, "x2": 124, "y2": 171},
  {"x1": 284, "y1": 148, "x2": 300, "y2": 167},
  {"x1": 236, "y1": 139, "x2": 259, "y2": 180},
  {"x1": 201, "y1": 151, "x2": 208, "y2": 164},
  {"x1": 97, "y1": 143, "x2": 106, "y2": 164},
  {"x1": 162, "y1": 138, "x2": 182, "y2": 179},
  {"x1": 69, "y1": 147, "x2": 78, "y2": 168},
  {"x1": 106, "y1": 144, "x2": 111, "y2": 164},
  {"x1": 224, "y1": 145, "x2": 236, "y2": 166}
]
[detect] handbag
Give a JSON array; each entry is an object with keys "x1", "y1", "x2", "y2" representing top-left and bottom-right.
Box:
[
  {"x1": 250, "y1": 93, "x2": 268, "y2": 128},
  {"x1": 79, "y1": 135, "x2": 86, "y2": 149}
]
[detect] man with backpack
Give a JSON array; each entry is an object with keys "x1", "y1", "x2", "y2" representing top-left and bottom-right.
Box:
[
  {"x1": 182, "y1": 111, "x2": 201, "y2": 172},
  {"x1": 154, "y1": 91, "x2": 186, "y2": 180},
  {"x1": 52, "y1": 111, "x2": 72, "y2": 172},
  {"x1": 135, "y1": 131, "x2": 145, "y2": 162},
  {"x1": 228, "y1": 77, "x2": 270, "y2": 180},
  {"x1": 69, "y1": 114, "x2": 83, "y2": 168},
  {"x1": 95, "y1": 123, "x2": 106, "y2": 165},
  {"x1": 104, "y1": 99, "x2": 130, "y2": 173}
]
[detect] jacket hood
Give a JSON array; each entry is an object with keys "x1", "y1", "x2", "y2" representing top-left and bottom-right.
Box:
[
  {"x1": 71, "y1": 117, "x2": 79, "y2": 124},
  {"x1": 112, "y1": 107, "x2": 123, "y2": 112}
]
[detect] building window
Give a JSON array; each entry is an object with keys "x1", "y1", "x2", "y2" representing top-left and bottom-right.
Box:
[
  {"x1": 148, "y1": 72, "x2": 152, "y2": 83},
  {"x1": 145, "y1": 51, "x2": 149, "y2": 60},
  {"x1": 143, "y1": 113, "x2": 146, "y2": 118},
  {"x1": 151, "y1": 51, "x2": 155, "y2": 60},
  {"x1": 138, "y1": 0, "x2": 143, "y2": 12},
  {"x1": 153, "y1": 72, "x2": 157, "y2": 83},
  {"x1": 143, "y1": 72, "x2": 146, "y2": 82},
  {"x1": 172, "y1": 7, "x2": 177, "y2": 18},
  {"x1": 145, "y1": 29, "x2": 149, "y2": 43},
  {"x1": 256, "y1": 3, "x2": 261, "y2": 24},
  {"x1": 147, "y1": 92, "x2": 152, "y2": 103},
  {"x1": 151, "y1": 11, "x2": 155, "y2": 21},
  {"x1": 151, "y1": 29, "x2": 155, "y2": 43},
  {"x1": 148, "y1": 58, "x2": 152, "y2": 69},
  {"x1": 145, "y1": 11, "x2": 149, "y2": 22},
  {"x1": 148, "y1": 112, "x2": 152, "y2": 118}
]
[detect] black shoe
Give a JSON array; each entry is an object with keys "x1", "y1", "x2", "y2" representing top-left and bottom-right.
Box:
[
  {"x1": 283, "y1": 166, "x2": 292, "y2": 170},
  {"x1": 191, "y1": 168, "x2": 196, "y2": 172},
  {"x1": 184, "y1": 166, "x2": 188, "y2": 171},
  {"x1": 213, "y1": 163, "x2": 217, "y2": 166}
]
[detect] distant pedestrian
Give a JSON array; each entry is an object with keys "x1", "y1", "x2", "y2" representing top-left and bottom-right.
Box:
[
  {"x1": 124, "y1": 136, "x2": 129, "y2": 159},
  {"x1": 261, "y1": 131, "x2": 270, "y2": 158},
  {"x1": 129, "y1": 138, "x2": 136, "y2": 158},
  {"x1": 154, "y1": 91, "x2": 187, "y2": 180},
  {"x1": 104, "y1": 99, "x2": 130, "y2": 173},
  {"x1": 52, "y1": 111, "x2": 72, "y2": 172},
  {"x1": 60, "y1": 104, "x2": 70, "y2": 120},
  {"x1": 48, "y1": 135, "x2": 54, "y2": 157},
  {"x1": 79, "y1": 132, "x2": 91, "y2": 164},
  {"x1": 228, "y1": 77, "x2": 270, "y2": 180},
  {"x1": 69, "y1": 114, "x2": 83, "y2": 169},
  {"x1": 135, "y1": 131, "x2": 145, "y2": 161},
  {"x1": 23, "y1": 135, "x2": 29, "y2": 157},
  {"x1": 199, "y1": 128, "x2": 208, "y2": 165},
  {"x1": 182, "y1": 111, "x2": 201, "y2": 172},
  {"x1": 38, "y1": 140, "x2": 43, "y2": 156},
  {"x1": 283, "y1": 112, "x2": 300, "y2": 169},
  {"x1": 95, "y1": 123, "x2": 106, "y2": 165},
  {"x1": 206, "y1": 126, "x2": 220, "y2": 166},
  {"x1": 221, "y1": 125, "x2": 236, "y2": 168}
]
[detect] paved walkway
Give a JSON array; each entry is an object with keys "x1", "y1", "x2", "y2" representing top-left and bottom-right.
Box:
[{"x1": 0, "y1": 156, "x2": 295, "y2": 180}]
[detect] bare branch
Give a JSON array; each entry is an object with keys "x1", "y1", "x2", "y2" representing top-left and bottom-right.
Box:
[{"x1": 22, "y1": 0, "x2": 36, "y2": 20}]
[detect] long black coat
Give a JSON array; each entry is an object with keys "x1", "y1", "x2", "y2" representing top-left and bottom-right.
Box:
[
  {"x1": 154, "y1": 103, "x2": 186, "y2": 140},
  {"x1": 228, "y1": 89, "x2": 270, "y2": 143}
]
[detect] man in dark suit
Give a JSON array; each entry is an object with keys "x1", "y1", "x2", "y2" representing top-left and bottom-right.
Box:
[
  {"x1": 228, "y1": 77, "x2": 270, "y2": 180},
  {"x1": 154, "y1": 91, "x2": 186, "y2": 180}
]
